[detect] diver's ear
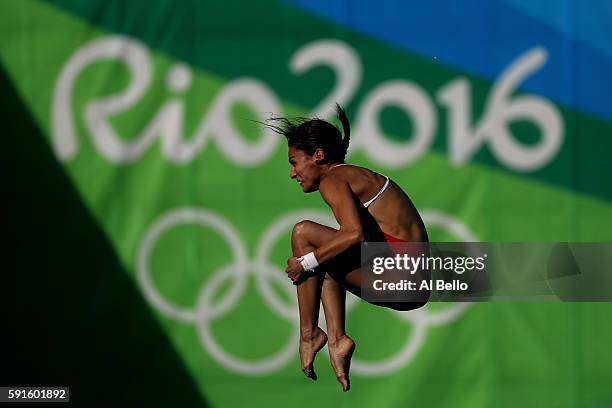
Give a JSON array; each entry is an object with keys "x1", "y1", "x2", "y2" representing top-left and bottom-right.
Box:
[{"x1": 313, "y1": 148, "x2": 325, "y2": 164}]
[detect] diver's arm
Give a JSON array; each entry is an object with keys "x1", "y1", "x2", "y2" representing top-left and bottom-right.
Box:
[{"x1": 310, "y1": 175, "x2": 364, "y2": 264}]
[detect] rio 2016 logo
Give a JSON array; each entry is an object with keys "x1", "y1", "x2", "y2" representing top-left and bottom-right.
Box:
[{"x1": 52, "y1": 35, "x2": 563, "y2": 171}]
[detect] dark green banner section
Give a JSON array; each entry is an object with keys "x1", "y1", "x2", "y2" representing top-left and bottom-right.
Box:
[
  {"x1": 44, "y1": 0, "x2": 612, "y2": 202},
  {"x1": 2, "y1": 66, "x2": 207, "y2": 407}
]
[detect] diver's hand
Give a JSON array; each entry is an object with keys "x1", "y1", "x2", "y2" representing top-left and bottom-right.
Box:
[{"x1": 286, "y1": 256, "x2": 305, "y2": 282}]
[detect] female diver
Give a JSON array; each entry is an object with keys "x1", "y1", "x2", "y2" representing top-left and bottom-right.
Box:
[{"x1": 266, "y1": 104, "x2": 428, "y2": 392}]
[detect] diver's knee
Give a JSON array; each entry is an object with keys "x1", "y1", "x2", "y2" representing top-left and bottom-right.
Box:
[{"x1": 291, "y1": 220, "x2": 315, "y2": 243}]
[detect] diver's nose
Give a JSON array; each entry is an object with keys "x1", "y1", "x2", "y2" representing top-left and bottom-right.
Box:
[{"x1": 290, "y1": 167, "x2": 297, "y2": 179}]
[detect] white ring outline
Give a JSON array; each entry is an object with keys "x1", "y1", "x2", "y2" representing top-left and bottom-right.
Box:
[{"x1": 137, "y1": 208, "x2": 248, "y2": 323}]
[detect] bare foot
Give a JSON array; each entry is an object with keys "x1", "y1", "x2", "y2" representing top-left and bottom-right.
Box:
[
  {"x1": 299, "y1": 327, "x2": 328, "y2": 380},
  {"x1": 328, "y1": 335, "x2": 356, "y2": 392}
]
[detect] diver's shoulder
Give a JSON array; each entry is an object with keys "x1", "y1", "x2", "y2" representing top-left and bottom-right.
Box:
[{"x1": 329, "y1": 163, "x2": 376, "y2": 175}]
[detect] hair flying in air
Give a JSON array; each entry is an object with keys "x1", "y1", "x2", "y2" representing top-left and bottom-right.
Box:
[{"x1": 264, "y1": 103, "x2": 351, "y2": 164}]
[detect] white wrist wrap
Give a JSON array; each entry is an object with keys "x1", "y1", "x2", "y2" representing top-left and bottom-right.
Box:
[{"x1": 298, "y1": 252, "x2": 319, "y2": 272}]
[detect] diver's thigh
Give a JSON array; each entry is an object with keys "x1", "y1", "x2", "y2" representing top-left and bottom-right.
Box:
[
  {"x1": 293, "y1": 220, "x2": 338, "y2": 248},
  {"x1": 324, "y1": 267, "x2": 361, "y2": 299}
]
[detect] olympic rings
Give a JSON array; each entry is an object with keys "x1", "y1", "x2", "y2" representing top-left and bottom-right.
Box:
[{"x1": 136, "y1": 207, "x2": 476, "y2": 376}]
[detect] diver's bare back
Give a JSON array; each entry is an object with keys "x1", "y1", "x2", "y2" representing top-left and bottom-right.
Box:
[{"x1": 323, "y1": 164, "x2": 428, "y2": 242}]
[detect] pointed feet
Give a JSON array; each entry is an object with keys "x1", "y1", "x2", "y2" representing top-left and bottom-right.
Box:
[
  {"x1": 328, "y1": 335, "x2": 355, "y2": 392},
  {"x1": 299, "y1": 327, "x2": 328, "y2": 380}
]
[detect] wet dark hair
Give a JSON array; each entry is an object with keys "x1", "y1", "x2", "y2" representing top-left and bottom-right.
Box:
[{"x1": 264, "y1": 103, "x2": 351, "y2": 164}]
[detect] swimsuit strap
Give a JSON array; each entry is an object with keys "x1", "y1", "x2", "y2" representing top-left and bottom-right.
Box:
[
  {"x1": 330, "y1": 163, "x2": 390, "y2": 208},
  {"x1": 363, "y1": 176, "x2": 389, "y2": 208}
]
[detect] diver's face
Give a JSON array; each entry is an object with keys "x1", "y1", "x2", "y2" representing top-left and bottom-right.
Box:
[{"x1": 288, "y1": 146, "x2": 321, "y2": 193}]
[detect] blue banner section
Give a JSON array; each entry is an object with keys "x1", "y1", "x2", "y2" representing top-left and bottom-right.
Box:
[
  {"x1": 505, "y1": 0, "x2": 612, "y2": 61},
  {"x1": 284, "y1": 0, "x2": 612, "y2": 121}
]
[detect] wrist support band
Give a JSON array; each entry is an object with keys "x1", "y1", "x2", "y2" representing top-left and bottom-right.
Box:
[{"x1": 298, "y1": 252, "x2": 319, "y2": 272}]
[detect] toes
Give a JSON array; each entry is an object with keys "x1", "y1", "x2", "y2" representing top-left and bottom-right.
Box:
[
  {"x1": 302, "y1": 366, "x2": 317, "y2": 380},
  {"x1": 337, "y1": 375, "x2": 349, "y2": 392}
]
